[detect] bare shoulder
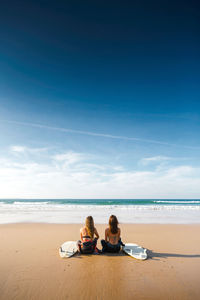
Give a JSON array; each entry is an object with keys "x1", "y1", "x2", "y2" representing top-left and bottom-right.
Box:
[
  {"x1": 80, "y1": 226, "x2": 84, "y2": 233},
  {"x1": 105, "y1": 227, "x2": 109, "y2": 233}
]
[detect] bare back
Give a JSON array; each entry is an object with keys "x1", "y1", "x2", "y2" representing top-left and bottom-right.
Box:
[
  {"x1": 80, "y1": 226, "x2": 99, "y2": 241},
  {"x1": 105, "y1": 227, "x2": 121, "y2": 245}
]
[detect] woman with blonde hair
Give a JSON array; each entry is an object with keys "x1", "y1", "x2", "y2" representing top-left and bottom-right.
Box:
[
  {"x1": 78, "y1": 216, "x2": 100, "y2": 254},
  {"x1": 101, "y1": 215, "x2": 124, "y2": 253}
]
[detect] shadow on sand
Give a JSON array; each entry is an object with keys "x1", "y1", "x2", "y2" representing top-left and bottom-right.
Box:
[
  {"x1": 147, "y1": 249, "x2": 200, "y2": 260},
  {"x1": 69, "y1": 250, "x2": 200, "y2": 260}
]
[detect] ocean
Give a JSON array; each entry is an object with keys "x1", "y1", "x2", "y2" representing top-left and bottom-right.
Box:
[{"x1": 0, "y1": 199, "x2": 200, "y2": 224}]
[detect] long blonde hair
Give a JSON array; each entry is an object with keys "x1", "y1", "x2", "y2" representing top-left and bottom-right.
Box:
[{"x1": 85, "y1": 216, "x2": 95, "y2": 239}]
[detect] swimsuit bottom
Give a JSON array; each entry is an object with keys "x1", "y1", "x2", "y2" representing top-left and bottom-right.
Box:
[
  {"x1": 101, "y1": 239, "x2": 121, "y2": 253},
  {"x1": 78, "y1": 237, "x2": 98, "y2": 254}
]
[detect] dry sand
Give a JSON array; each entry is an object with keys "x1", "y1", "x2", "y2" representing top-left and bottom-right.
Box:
[{"x1": 0, "y1": 223, "x2": 200, "y2": 300}]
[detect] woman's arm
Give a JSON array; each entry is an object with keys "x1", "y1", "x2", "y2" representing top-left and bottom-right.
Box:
[
  {"x1": 105, "y1": 228, "x2": 109, "y2": 242},
  {"x1": 94, "y1": 227, "x2": 99, "y2": 239},
  {"x1": 80, "y1": 228, "x2": 83, "y2": 240},
  {"x1": 118, "y1": 228, "x2": 121, "y2": 239}
]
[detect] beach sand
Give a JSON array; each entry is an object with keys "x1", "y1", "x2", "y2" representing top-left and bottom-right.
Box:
[{"x1": 0, "y1": 223, "x2": 200, "y2": 300}]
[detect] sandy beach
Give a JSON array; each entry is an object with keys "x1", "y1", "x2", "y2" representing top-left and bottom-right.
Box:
[{"x1": 0, "y1": 223, "x2": 200, "y2": 300}]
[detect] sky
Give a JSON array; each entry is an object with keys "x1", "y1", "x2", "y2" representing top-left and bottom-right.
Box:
[{"x1": 0, "y1": 0, "x2": 200, "y2": 198}]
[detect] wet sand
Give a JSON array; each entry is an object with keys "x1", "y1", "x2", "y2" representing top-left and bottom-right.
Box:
[{"x1": 0, "y1": 223, "x2": 200, "y2": 300}]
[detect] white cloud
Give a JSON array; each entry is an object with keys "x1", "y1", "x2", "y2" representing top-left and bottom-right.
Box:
[
  {"x1": 3, "y1": 119, "x2": 200, "y2": 150},
  {"x1": 10, "y1": 145, "x2": 48, "y2": 154},
  {"x1": 0, "y1": 148, "x2": 200, "y2": 199},
  {"x1": 53, "y1": 151, "x2": 84, "y2": 164},
  {"x1": 10, "y1": 146, "x2": 26, "y2": 153},
  {"x1": 141, "y1": 155, "x2": 171, "y2": 165}
]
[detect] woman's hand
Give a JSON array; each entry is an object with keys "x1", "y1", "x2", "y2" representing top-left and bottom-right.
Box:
[{"x1": 94, "y1": 227, "x2": 99, "y2": 239}]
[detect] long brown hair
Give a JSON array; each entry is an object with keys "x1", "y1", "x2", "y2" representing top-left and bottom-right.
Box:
[
  {"x1": 85, "y1": 216, "x2": 95, "y2": 239},
  {"x1": 109, "y1": 215, "x2": 119, "y2": 234}
]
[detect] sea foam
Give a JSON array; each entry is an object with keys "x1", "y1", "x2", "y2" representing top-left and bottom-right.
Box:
[{"x1": 0, "y1": 199, "x2": 200, "y2": 224}]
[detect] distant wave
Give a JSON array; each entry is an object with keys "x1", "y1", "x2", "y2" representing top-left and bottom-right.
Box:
[
  {"x1": 1, "y1": 200, "x2": 200, "y2": 224},
  {"x1": 1, "y1": 199, "x2": 200, "y2": 206},
  {"x1": 0, "y1": 202, "x2": 200, "y2": 211},
  {"x1": 13, "y1": 201, "x2": 50, "y2": 205},
  {"x1": 154, "y1": 200, "x2": 200, "y2": 204}
]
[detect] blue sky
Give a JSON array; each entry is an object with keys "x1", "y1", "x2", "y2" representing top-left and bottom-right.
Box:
[{"x1": 0, "y1": 0, "x2": 200, "y2": 198}]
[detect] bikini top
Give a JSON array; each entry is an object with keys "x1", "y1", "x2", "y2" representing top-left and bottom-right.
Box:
[{"x1": 82, "y1": 235, "x2": 91, "y2": 239}]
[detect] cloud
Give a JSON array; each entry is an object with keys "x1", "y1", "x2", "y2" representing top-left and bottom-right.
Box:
[
  {"x1": 0, "y1": 148, "x2": 200, "y2": 199},
  {"x1": 2, "y1": 119, "x2": 200, "y2": 149},
  {"x1": 10, "y1": 145, "x2": 48, "y2": 155},
  {"x1": 10, "y1": 146, "x2": 26, "y2": 153},
  {"x1": 141, "y1": 156, "x2": 171, "y2": 165},
  {"x1": 53, "y1": 151, "x2": 85, "y2": 164}
]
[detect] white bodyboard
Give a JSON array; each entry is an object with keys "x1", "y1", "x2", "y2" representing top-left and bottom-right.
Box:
[
  {"x1": 59, "y1": 241, "x2": 78, "y2": 258},
  {"x1": 123, "y1": 243, "x2": 147, "y2": 260}
]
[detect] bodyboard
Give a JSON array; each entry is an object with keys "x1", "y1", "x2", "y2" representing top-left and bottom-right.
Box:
[
  {"x1": 59, "y1": 241, "x2": 78, "y2": 258},
  {"x1": 122, "y1": 243, "x2": 147, "y2": 260}
]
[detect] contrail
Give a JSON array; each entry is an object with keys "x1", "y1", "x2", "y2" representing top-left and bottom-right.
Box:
[{"x1": 1, "y1": 119, "x2": 199, "y2": 149}]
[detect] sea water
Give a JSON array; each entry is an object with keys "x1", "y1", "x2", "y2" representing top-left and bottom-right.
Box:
[{"x1": 0, "y1": 199, "x2": 200, "y2": 224}]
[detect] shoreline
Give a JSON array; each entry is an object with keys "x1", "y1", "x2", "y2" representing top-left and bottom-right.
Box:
[
  {"x1": 1, "y1": 222, "x2": 200, "y2": 224},
  {"x1": 1, "y1": 223, "x2": 200, "y2": 299},
  {"x1": 1, "y1": 199, "x2": 200, "y2": 225}
]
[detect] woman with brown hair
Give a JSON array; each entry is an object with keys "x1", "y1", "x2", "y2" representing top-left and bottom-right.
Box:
[
  {"x1": 78, "y1": 216, "x2": 100, "y2": 254},
  {"x1": 101, "y1": 215, "x2": 124, "y2": 253}
]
